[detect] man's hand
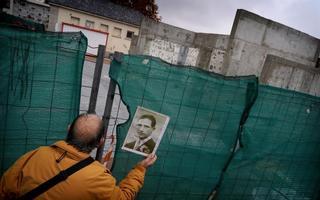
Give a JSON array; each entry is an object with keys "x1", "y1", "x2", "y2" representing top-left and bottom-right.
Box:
[{"x1": 139, "y1": 154, "x2": 157, "y2": 168}]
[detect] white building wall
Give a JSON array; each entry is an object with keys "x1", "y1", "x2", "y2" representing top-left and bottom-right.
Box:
[{"x1": 48, "y1": 6, "x2": 139, "y2": 54}]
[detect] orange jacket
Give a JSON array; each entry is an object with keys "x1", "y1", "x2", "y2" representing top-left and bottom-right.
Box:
[{"x1": 0, "y1": 141, "x2": 145, "y2": 200}]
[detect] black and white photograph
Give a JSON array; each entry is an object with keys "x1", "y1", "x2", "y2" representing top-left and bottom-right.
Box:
[{"x1": 122, "y1": 106, "x2": 170, "y2": 156}]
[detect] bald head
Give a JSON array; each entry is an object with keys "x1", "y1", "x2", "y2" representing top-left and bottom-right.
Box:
[{"x1": 66, "y1": 113, "x2": 104, "y2": 153}]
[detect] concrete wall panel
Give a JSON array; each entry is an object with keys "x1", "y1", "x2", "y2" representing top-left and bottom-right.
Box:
[
  {"x1": 236, "y1": 43, "x2": 267, "y2": 76},
  {"x1": 299, "y1": 70, "x2": 315, "y2": 93},
  {"x1": 309, "y1": 74, "x2": 320, "y2": 96},
  {"x1": 226, "y1": 40, "x2": 267, "y2": 76},
  {"x1": 263, "y1": 23, "x2": 318, "y2": 61},
  {"x1": 234, "y1": 17, "x2": 266, "y2": 45},
  {"x1": 230, "y1": 40, "x2": 245, "y2": 61},
  {"x1": 145, "y1": 38, "x2": 199, "y2": 65},
  {"x1": 208, "y1": 49, "x2": 226, "y2": 73},
  {"x1": 287, "y1": 69, "x2": 306, "y2": 92},
  {"x1": 268, "y1": 65, "x2": 294, "y2": 88},
  {"x1": 223, "y1": 9, "x2": 320, "y2": 96},
  {"x1": 131, "y1": 18, "x2": 227, "y2": 69},
  {"x1": 260, "y1": 55, "x2": 320, "y2": 95},
  {"x1": 185, "y1": 47, "x2": 200, "y2": 66},
  {"x1": 130, "y1": 10, "x2": 320, "y2": 96}
]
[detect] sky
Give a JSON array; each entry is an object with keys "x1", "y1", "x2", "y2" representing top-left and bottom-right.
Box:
[{"x1": 157, "y1": 0, "x2": 320, "y2": 39}]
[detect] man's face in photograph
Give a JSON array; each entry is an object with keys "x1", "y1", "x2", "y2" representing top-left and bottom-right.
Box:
[{"x1": 135, "y1": 118, "x2": 155, "y2": 139}]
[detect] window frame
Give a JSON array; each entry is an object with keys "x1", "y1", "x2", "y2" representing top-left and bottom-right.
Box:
[
  {"x1": 85, "y1": 20, "x2": 95, "y2": 29},
  {"x1": 100, "y1": 24, "x2": 109, "y2": 33},
  {"x1": 126, "y1": 31, "x2": 134, "y2": 39},
  {"x1": 70, "y1": 16, "x2": 80, "y2": 25},
  {"x1": 112, "y1": 27, "x2": 122, "y2": 38}
]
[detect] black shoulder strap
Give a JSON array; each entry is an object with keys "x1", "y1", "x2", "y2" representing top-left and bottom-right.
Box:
[{"x1": 18, "y1": 156, "x2": 94, "y2": 200}]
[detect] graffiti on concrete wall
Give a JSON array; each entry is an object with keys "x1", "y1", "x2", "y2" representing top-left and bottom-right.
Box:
[
  {"x1": 184, "y1": 47, "x2": 199, "y2": 66},
  {"x1": 146, "y1": 38, "x2": 199, "y2": 66},
  {"x1": 208, "y1": 49, "x2": 226, "y2": 73}
]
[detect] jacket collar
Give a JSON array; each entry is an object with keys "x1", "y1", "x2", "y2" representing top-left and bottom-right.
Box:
[{"x1": 52, "y1": 140, "x2": 89, "y2": 160}]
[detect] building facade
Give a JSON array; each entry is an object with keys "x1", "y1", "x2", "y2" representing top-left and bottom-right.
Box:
[
  {"x1": 47, "y1": 0, "x2": 143, "y2": 55},
  {"x1": 2, "y1": 0, "x2": 143, "y2": 55}
]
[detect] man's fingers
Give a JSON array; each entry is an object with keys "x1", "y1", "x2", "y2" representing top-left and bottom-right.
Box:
[
  {"x1": 147, "y1": 154, "x2": 157, "y2": 164},
  {"x1": 147, "y1": 153, "x2": 155, "y2": 159},
  {"x1": 139, "y1": 154, "x2": 157, "y2": 168}
]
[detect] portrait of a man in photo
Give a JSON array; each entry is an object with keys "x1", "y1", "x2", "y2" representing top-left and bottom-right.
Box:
[
  {"x1": 124, "y1": 114, "x2": 156, "y2": 154},
  {"x1": 122, "y1": 107, "x2": 170, "y2": 156}
]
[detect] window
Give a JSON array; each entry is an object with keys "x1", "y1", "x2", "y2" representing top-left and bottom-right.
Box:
[
  {"x1": 70, "y1": 16, "x2": 80, "y2": 25},
  {"x1": 112, "y1": 27, "x2": 122, "y2": 38},
  {"x1": 85, "y1": 20, "x2": 94, "y2": 29},
  {"x1": 100, "y1": 24, "x2": 109, "y2": 32},
  {"x1": 126, "y1": 31, "x2": 134, "y2": 39}
]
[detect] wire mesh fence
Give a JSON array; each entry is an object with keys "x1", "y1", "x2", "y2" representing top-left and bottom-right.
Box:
[{"x1": 80, "y1": 60, "x2": 128, "y2": 165}]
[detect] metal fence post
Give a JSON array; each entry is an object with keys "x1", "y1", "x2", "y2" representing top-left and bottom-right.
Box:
[
  {"x1": 88, "y1": 45, "x2": 105, "y2": 113},
  {"x1": 95, "y1": 79, "x2": 116, "y2": 162},
  {"x1": 95, "y1": 52, "x2": 123, "y2": 162}
]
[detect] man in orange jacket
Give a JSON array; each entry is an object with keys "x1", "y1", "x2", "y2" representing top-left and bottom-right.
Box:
[{"x1": 0, "y1": 113, "x2": 157, "y2": 199}]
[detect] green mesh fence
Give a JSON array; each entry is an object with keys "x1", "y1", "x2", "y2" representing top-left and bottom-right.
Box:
[
  {"x1": 109, "y1": 55, "x2": 258, "y2": 199},
  {"x1": 109, "y1": 55, "x2": 320, "y2": 200},
  {"x1": 0, "y1": 25, "x2": 87, "y2": 174},
  {"x1": 215, "y1": 86, "x2": 320, "y2": 200}
]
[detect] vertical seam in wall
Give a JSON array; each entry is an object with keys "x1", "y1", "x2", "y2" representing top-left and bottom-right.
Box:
[{"x1": 221, "y1": 10, "x2": 241, "y2": 75}]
